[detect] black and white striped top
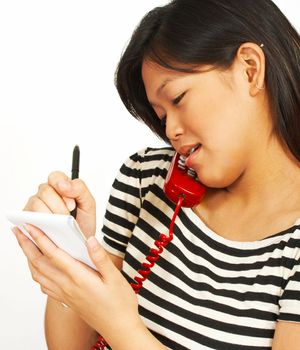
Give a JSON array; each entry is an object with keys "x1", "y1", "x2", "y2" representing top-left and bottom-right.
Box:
[{"x1": 101, "y1": 147, "x2": 300, "y2": 350}]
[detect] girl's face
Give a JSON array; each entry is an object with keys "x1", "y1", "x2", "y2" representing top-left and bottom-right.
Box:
[{"x1": 142, "y1": 60, "x2": 272, "y2": 188}]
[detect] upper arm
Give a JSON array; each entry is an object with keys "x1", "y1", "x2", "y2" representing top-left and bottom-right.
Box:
[{"x1": 272, "y1": 321, "x2": 300, "y2": 349}]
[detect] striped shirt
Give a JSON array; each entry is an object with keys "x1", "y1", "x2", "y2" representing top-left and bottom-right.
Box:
[{"x1": 101, "y1": 147, "x2": 300, "y2": 350}]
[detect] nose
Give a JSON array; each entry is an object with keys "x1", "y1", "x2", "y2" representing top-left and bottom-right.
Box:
[{"x1": 165, "y1": 112, "x2": 184, "y2": 141}]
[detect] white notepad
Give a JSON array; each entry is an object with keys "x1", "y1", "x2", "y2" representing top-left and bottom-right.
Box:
[{"x1": 6, "y1": 211, "x2": 96, "y2": 270}]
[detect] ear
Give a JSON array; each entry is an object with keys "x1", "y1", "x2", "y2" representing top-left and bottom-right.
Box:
[{"x1": 236, "y1": 42, "x2": 266, "y2": 96}]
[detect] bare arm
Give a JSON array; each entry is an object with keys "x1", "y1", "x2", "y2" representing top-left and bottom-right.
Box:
[
  {"x1": 45, "y1": 252, "x2": 123, "y2": 350},
  {"x1": 272, "y1": 321, "x2": 300, "y2": 349},
  {"x1": 45, "y1": 298, "x2": 98, "y2": 350}
]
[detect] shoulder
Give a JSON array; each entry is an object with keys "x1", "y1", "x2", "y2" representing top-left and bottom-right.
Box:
[
  {"x1": 129, "y1": 146, "x2": 174, "y2": 164},
  {"x1": 122, "y1": 146, "x2": 175, "y2": 174},
  {"x1": 113, "y1": 146, "x2": 175, "y2": 194}
]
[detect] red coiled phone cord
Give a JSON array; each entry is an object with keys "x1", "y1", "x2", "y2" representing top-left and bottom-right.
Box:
[{"x1": 91, "y1": 196, "x2": 184, "y2": 350}]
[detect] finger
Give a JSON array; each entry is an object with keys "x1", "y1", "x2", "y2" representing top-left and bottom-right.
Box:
[
  {"x1": 39, "y1": 285, "x2": 68, "y2": 307},
  {"x1": 24, "y1": 195, "x2": 52, "y2": 213},
  {"x1": 37, "y1": 183, "x2": 72, "y2": 215},
  {"x1": 13, "y1": 226, "x2": 63, "y2": 286},
  {"x1": 13, "y1": 226, "x2": 75, "y2": 294},
  {"x1": 28, "y1": 257, "x2": 71, "y2": 301},
  {"x1": 13, "y1": 228, "x2": 69, "y2": 302},
  {"x1": 13, "y1": 226, "x2": 43, "y2": 260},
  {"x1": 48, "y1": 172, "x2": 96, "y2": 214},
  {"x1": 47, "y1": 171, "x2": 70, "y2": 185},
  {"x1": 40, "y1": 287, "x2": 63, "y2": 304},
  {"x1": 23, "y1": 223, "x2": 82, "y2": 274},
  {"x1": 28, "y1": 260, "x2": 62, "y2": 294},
  {"x1": 86, "y1": 236, "x2": 116, "y2": 280}
]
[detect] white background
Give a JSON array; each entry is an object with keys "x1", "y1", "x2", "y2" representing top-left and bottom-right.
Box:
[{"x1": 0, "y1": 1, "x2": 298, "y2": 348}]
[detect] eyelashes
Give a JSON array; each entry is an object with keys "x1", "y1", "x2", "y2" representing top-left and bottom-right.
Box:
[
  {"x1": 172, "y1": 92, "x2": 186, "y2": 106},
  {"x1": 159, "y1": 92, "x2": 186, "y2": 127}
]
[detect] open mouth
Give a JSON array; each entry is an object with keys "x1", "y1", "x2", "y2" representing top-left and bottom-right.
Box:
[
  {"x1": 188, "y1": 144, "x2": 201, "y2": 156},
  {"x1": 183, "y1": 143, "x2": 202, "y2": 169}
]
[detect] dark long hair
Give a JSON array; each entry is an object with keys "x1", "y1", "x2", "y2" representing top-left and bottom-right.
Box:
[{"x1": 115, "y1": 0, "x2": 300, "y2": 161}]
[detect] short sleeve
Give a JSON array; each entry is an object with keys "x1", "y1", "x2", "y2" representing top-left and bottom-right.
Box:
[
  {"x1": 100, "y1": 149, "x2": 147, "y2": 258},
  {"x1": 278, "y1": 256, "x2": 300, "y2": 323}
]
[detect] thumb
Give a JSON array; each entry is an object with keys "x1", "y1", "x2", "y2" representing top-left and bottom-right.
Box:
[
  {"x1": 86, "y1": 236, "x2": 116, "y2": 278},
  {"x1": 54, "y1": 177, "x2": 95, "y2": 214}
]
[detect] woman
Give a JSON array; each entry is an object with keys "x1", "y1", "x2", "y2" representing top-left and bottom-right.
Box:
[{"x1": 13, "y1": 0, "x2": 300, "y2": 349}]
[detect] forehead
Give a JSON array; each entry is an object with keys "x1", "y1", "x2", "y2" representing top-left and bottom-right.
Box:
[
  {"x1": 142, "y1": 60, "x2": 203, "y2": 101},
  {"x1": 141, "y1": 60, "x2": 185, "y2": 92},
  {"x1": 141, "y1": 60, "x2": 223, "y2": 94}
]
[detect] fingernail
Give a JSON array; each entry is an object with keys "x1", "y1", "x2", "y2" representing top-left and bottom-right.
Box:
[
  {"x1": 23, "y1": 224, "x2": 37, "y2": 239},
  {"x1": 65, "y1": 198, "x2": 76, "y2": 211}
]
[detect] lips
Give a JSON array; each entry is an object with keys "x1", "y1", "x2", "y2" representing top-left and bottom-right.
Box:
[
  {"x1": 178, "y1": 143, "x2": 201, "y2": 157},
  {"x1": 185, "y1": 144, "x2": 201, "y2": 168},
  {"x1": 188, "y1": 144, "x2": 201, "y2": 155}
]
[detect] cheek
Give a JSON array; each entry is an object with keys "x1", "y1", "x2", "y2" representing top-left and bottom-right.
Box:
[
  {"x1": 185, "y1": 93, "x2": 254, "y2": 187},
  {"x1": 198, "y1": 99, "x2": 254, "y2": 150},
  {"x1": 194, "y1": 136, "x2": 251, "y2": 188},
  {"x1": 199, "y1": 155, "x2": 245, "y2": 188}
]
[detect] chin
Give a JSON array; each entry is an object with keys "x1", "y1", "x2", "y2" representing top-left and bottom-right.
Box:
[{"x1": 197, "y1": 170, "x2": 238, "y2": 189}]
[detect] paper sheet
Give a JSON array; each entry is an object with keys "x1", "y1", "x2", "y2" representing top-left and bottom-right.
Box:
[{"x1": 6, "y1": 211, "x2": 96, "y2": 269}]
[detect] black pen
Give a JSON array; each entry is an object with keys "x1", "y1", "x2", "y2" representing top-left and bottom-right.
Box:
[{"x1": 70, "y1": 145, "x2": 80, "y2": 218}]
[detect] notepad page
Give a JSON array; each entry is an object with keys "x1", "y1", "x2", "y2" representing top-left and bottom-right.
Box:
[{"x1": 6, "y1": 211, "x2": 96, "y2": 269}]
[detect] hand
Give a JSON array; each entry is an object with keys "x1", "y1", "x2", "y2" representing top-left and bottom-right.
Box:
[
  {"x1": 24, "y1": 171, "x2": 96, "y2": 238},
  {"x1": 12, "y1": 224, "x2": 142, "y2": 343}
]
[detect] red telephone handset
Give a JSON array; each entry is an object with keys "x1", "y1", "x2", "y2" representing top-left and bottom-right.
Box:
[
  {"x1": 92, "y1": 152, "x2": 206, "y2": 350},
  {"x1": 164, "y1": 152, "x2": 206, "y2": 207}
]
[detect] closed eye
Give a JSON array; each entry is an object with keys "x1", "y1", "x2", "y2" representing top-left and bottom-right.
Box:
[
  {"x1": 157, "y1": 92, "x2": 186, "y2": 127},
  {"x1": 172, "y1": 92, "x2": 186, "y2": 106}
]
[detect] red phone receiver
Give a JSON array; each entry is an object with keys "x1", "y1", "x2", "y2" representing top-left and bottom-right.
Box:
[{"x1": 164, "y1": 152, "x2": 206, "y2": 207}]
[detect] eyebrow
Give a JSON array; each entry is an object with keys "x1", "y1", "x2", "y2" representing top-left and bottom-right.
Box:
[
  {"x1": 148, "y1": 77, "x2": 175, "y2": 107},
  {"x1": 156, "y1": 77, "x2": 175, "y2": 95},
  {"x1": 156, "y1": 66, "x2": 214, "y2": 96},
  {"x1": 149, "y1": 75, "x2": 182, "y2": 107}
]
